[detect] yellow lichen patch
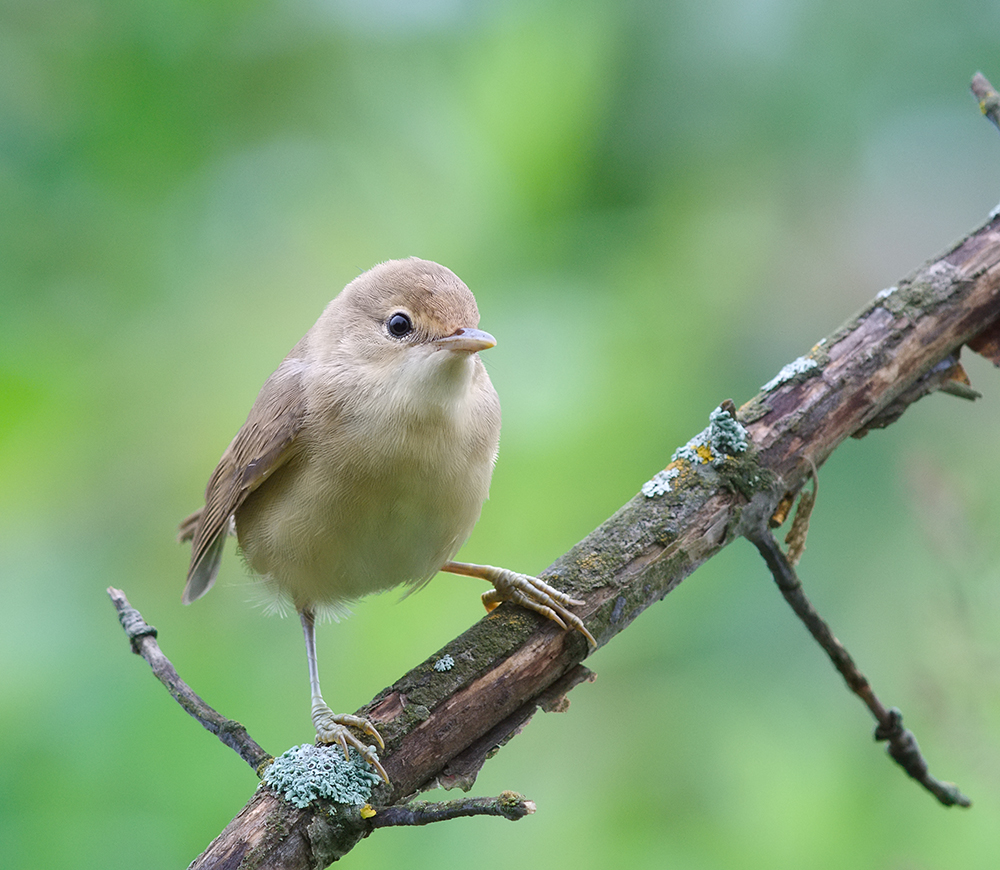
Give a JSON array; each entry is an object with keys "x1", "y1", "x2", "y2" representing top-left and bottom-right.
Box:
[
  {"x1": 666, "y1": 459, "x2": 699, "y2": 489},
  {"x1": 579, "y1": 552, "x2": 606, "y2": 575}
]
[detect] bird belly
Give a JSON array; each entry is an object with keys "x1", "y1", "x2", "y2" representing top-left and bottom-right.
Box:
[{"x1": 235, "y1": 441, "x2": 490, "y2": 610}]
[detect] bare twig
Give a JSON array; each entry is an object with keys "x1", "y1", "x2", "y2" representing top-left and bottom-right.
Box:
[
  {"x1": 107, "y1": 587, "x2": 272, "y2": 775},
  {"x1": 369, "y1": 792, "x2": 535, "y2": 828},
  {"x1": 971, "y1": 72, "x2": 1000, "y2": 132},
  {"x1": 745, "y1": 531, "x2": 971, "y2": 808},
  {"x1": 185, "y1": 785, "x2": 534, "y2": 870}
]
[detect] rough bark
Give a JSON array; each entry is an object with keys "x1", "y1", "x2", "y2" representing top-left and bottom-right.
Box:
[{"x1": 171, "y1": 210, "x2": 1000, "y2": 867}]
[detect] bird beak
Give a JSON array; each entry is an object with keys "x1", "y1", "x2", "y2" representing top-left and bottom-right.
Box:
[{"x1": 434, "y1": 327, "x2": 497, "y2": 353}]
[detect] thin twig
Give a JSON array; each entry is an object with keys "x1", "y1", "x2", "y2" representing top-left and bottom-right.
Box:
[
  {"x1": 107, "y1": 587, "x2": 273, "y2": 775},
  {"x1": 369, "y1": 792, "x2": 535, "y2": 828},
  {"x1": 971, "y1": 72, "x2": 1000, "y2": 132},
  {"x1": 744, "y1": 533, "x2": 971, "y2": 808}
]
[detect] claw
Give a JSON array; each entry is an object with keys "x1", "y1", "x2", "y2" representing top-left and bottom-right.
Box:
[
  {"x1": 312, "y1": 702, "x2": 389, "y2": 783},
  {"x1": 493, "y1": 569, "x2": 596, "y2": 646},
  {"x1": 481, "y1": 588, "x2": 501, "y2": 612},
  {"x1": 449, "y1": 561, "x2": 595, "y2": 647}
]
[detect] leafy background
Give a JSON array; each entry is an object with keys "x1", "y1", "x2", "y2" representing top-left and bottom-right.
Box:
[{"x1": 3, "y1": 1, "x2": 1000, "y2": 867}]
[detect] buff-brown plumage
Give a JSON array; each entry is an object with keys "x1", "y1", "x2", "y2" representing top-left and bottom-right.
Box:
[
  {"x1": 179, "y1": 258, "x2": 590, "y2": 780},
  {"x1": 180, "y1": 257, "x2": 500, "y2": 611}
]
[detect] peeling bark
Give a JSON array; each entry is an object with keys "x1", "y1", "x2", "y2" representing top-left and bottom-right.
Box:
[{"x1": 175, "y1": 213, "x2": 1000, "y2": 865}]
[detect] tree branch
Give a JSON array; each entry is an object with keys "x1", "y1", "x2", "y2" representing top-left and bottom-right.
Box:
[
  {"x1": 108, "y1": 586, "x2": 272, "y2": 774},
  {"x1": 368, "y1": 792, "x2": 536, "y2": 828},
  {"x1": 745, "y1": 530, "x2": 971, "y2": 807},
  {"x1": 972, "y1": 71, "x2": 1000, "y2": 133},
  {"x1": 113, "y1": 77, "x2": 1000, "y2": 867}
]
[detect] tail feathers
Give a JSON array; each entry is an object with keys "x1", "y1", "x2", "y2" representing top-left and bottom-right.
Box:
[{"x1": 177, "y1": 508, "x2": 202, "y2": 543}]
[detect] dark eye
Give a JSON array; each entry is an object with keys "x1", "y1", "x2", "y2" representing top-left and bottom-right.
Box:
[{"x1": 386, "y1": 312, "x2": 413, "y2": 338}]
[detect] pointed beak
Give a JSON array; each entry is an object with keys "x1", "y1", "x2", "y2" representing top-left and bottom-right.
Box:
[{"x1": 434, "y1": 327, "x2": 497, "y2": 353}]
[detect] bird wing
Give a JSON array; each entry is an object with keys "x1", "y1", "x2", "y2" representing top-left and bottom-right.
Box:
[{"x1": 180, "y1": 357, "x2": 308, "y2": 603}]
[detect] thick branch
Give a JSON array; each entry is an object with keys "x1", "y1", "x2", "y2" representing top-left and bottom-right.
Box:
[
  {"x1": 116, "y1": 80, "x2": 1000, "y2": 863},
  {"x1": 362, "y1": 212, "x2": 1000, "y2": 801},
  {"x1": 135, "y1": 206, "x2": 1000, "y2": 865}
]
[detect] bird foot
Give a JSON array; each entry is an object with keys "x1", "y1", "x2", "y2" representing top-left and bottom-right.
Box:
[
  {"x1": 481, "y1": 567, "x2": 596, "y2": 647},
  {"x1": 312, "y1": 701, "x2": 389, "y2": 783}
]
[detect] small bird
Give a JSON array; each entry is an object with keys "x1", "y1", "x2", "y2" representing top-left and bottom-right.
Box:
[{"x1": 179, "y1": 258, "x2": 593, "y2": 781}]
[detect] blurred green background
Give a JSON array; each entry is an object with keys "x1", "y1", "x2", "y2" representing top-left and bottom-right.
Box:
[{"x1": 3, "y1": 0, "x2": 1000, "y2": 867}]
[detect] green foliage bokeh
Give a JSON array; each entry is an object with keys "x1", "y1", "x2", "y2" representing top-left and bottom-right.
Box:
[{"x1": 2, "y1": 1, "x2": 1000, "y2": 867}]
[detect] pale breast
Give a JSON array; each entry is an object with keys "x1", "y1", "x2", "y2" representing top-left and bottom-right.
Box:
[{"x1": 235, "y1": 361, "x2": 500, "y2": 609}]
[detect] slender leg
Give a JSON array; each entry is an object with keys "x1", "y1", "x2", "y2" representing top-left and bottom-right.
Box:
[
  {"x1": 299, "y1": 608, "x2": 389, "y2": 782},
  {"x1": 441, "y1": 561, "x2": 595, "y2": 647}
]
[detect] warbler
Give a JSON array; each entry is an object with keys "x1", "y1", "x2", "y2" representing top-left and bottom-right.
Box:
[{"x1": 179, "y1": 258, "x2": 593, "y2": 781}]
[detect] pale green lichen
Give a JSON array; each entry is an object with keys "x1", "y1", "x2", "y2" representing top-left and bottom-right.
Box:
[
  {"x1": 671, "y1": 405, "x2": 750, "y2": 469},
  {"x1": 434, "y1": 654, "x2": 455, "y2": 672},
  {"x1": 907, "y1": 261, "x2": 963, "y2": 308},
  {"x1": 760, "y1": 356, "x2": 819, "y2": 392},
  {"x1": 672, "y1": 433, "x2": 710, "y2": 465},
  {"x1": 706, "y1": 405, "x2": 748, "y2": 457},
  {"x1": 261, "y1": 744, "x2": 382, "y2": 808},
  {"x1": 641, "y1": 467, "x2": 680, "y2": 498}
]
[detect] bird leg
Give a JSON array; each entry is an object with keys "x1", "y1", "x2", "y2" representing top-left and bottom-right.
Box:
[
  {"x1": 441, "y1": 561, "x2": 595, "y2": 647},
  {"x1": 299, "y1": 608, "x2": 389, "y2": 782}
]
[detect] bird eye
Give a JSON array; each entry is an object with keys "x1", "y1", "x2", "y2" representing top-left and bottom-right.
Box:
[{"x1": 386, "y1": 312, "x2": 413, "y2": 338}]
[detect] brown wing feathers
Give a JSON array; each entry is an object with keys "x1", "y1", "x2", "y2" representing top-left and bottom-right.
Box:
[{"x1": 179, "y1": 359, "x2": 307, "y2": 603}]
